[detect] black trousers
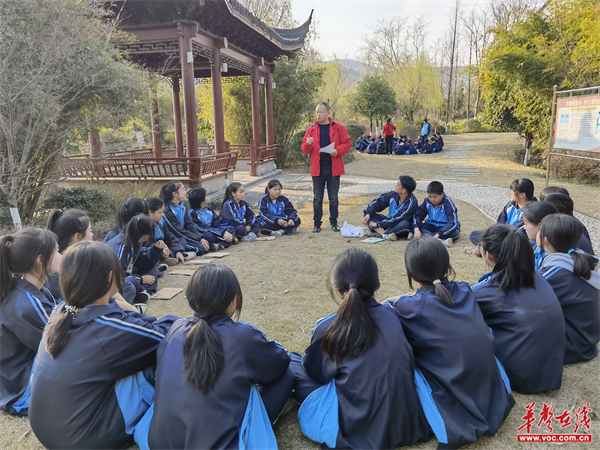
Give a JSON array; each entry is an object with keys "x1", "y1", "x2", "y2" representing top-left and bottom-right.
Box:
[
  {"x1": 385, "y1": 135, "x2": 394, "y2": 154},
  {"x1": 312, "y1": 169, "x2": 340, "y2": 227}
]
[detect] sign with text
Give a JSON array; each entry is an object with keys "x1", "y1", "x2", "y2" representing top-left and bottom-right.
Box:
[{"x1": 554, "y1": 94, "x2": 600, "y2": 153}]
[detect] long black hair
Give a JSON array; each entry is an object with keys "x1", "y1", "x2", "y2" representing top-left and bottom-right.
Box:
[
  {"x1": 405, "y1": 238, "x2": 455, "y2": 306},
  {"x1": 539, "y1": 186, "x2": 569, "y2": 201},
  {"x1": 545, "y1": 193, "x2": 574, "y2": 215},
  {"x1": 0, "y1": 229, "x2": 58, "y2": 307},
  {"x1": 188, "y1": 188, "x2": 208, "y2": 210},
  {"x1": 265, "y1": 179, "x2": 282, "y2": 194},
  {"x1": 45, "y1": 241, "x2": 124, "y2": 358},
  {"x1": 220, "y1": 182, "x2": 243, "y2": 210},
  {"x1": 510, "y1": 178, "x2": 534, "y2": 200},
  {"x1": 183, "y1": 264, "x2": 242, "y2": 393},
  {"x1": 47, "y1": 209, "x2": 91, "y2": 253},
  {"x1": 124, "y1": 215, "x2": 155, "y2": 254},
  {"x1": 539, "y1": 214, "x2": 597, "y2": 280},
  {"x1": 522, "y1": 201, "x2": 558, "y2": 225},
  {"x1": 111, "y1": 197, "x2": 148, "y2": 235},
  {"x1": 159, "y1": 181, "x2": 184, "y2": 204},
  {"x1": 321, "y1": 248, "x2": 381, "y2": 366},
  {"x1": 147, "y1": 196, "x2": 164, "y2": 213},
  {"x1": 480, "y1": 224, "x2": 535, "y2": 292}
]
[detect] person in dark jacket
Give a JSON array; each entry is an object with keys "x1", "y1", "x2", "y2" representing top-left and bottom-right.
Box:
[
  {"x1": 258, "y1": 179, "x2": 301, "y2": 236},
  {"x1": 290, "y1": 249, "x2": 431, "y2": 449},
  {"x1": 187, "y1": 188, "x2": 237, "y2": 250},
  {"x1": 219, "y1": 182, "x2": 261, "y2": 242},
  {"x1": 545, "y1": 193, "x2": 594, "y2": 255},
  {"x1": 0, "y1": 229, "x2": 61, "y2": 416},
  {"x1": 384, "y1": 238, "x2": 514, "y2": 448},
  {"x1": 412, "y1": 181, "x2": 461, "y2": 246},
  {"x1": 103, "y1": 197, "x2": 148, "y2": 244},
  {"x1": 366, "y1": 137, "x2": 378, "y2": 154},
  {"x1": 146, "y1": 197, "x2": 190, "y2": 265},
  {"x1": 471, "y1": 224, "x2": 565, "y2": 394},
  {"x1": 355, "y1": 132, "x2": 370, "y2": 152}
]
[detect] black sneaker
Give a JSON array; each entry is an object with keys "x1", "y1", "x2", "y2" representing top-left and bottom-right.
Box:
[
  {"x1": 135, "y1": 291, "x2": 151, "y2": 304},
  {"x1": 331, "y1": 225, "x2": 341, "y2": 232},
  {"x1": 133, "y1": 303, "x2": 148, "y2": 314},
  {"x1": 157, "y1": 263, "x2": 168, "y2": 272},
  {"x1": 313, "y1": 226, "x2": 321, "y2": 233},
  {"x1": 210, "y1": 243, "x2": 218, "y2": 252}
]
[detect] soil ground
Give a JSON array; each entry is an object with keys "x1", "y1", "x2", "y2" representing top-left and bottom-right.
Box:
[{"x1": 1, "y1": 133, "x2": 598, "y2": 450}]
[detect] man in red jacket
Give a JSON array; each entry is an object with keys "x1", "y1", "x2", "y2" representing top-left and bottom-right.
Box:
[{"x1": 301, "y1": 102, "x2": 351, "y2": 233}]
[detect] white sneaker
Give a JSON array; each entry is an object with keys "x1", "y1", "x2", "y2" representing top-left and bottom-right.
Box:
[
  {"x1": 368, "y1": 230, "x2": 380, "y2": 238},
  {"x1": 441, "y1": 238, "x2": 453, "y2": 248},
  {"x1": 163, "y1": 257, "x2": 178, "y2": 266},
  {"x1": 183, "y1": 251, "x2": 196, "y2": 260},
  {"x1": 383, "y1": 233, "x2": 397, "y2": 241},
  {"x1": 270, "y1": 230, "x2": 285, "y2": 237},
  {"x1": 240, "y1": 232, "x2": 258, "y2": 243},
  {"x1": 407, "y1": 232, "x2": 414, "y2": 240},
  {"x1": 133, "y1": 303, "x2": 148, "y2": 314},
  {"x1": 157, "y1": 263, "x2": 169, "y2": 272},
  {"x1": 291, "y1": 227, "x2": 300, "y2": 234}
]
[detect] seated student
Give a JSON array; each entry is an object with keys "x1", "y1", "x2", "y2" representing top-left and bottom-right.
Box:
[
  {"x1": 545, "y1": 193, "x2": 594, "y2": 255},
  {"x1": 430, "y1": 137, "x2": 442, "y2": 153},
  {"x1": 363, "y1": 175, "x2": 418, "y2": 241},
  {"x1": 539, "y1": 185, "x2": 569, "y2": 201},
  {"x1": 147, "y1": 197, "x2": 190, "y2": 265},
  {"x1": 405, "y1": 139, "x2": 418, "y2": 155},
  {"x1": 435, "y1": 132, "x2": 444, "y2": 149},
  {"x1": 366, "y1": 137, "x2": 378, "y2": 154},
  {"x1": 103, "y1": 197, "x2": 148, "y2": 243},
  {"x1": 522, "y1": 201, "x2": 559, "y2": 269},
  {"x1": 537, "y1": 214, "x2": 600, "y2": 364},
  {"x1": 144, "y1": 264, "x2": 294, "y2": 450},
  {"x1": 187, "y1": 187, "x2": 237, "y2": 250},
  {"x1": 290, "y1": 249, "x2": 431, "y2": 449},
  {"x1": 412, "y1": 181, "x2": 460, "y2": 247},
  {"x1": 384, "y1": 238, "x2": 514, "y2": 448},
  {"x1": 220, "y1": 182, "x2": 261, "y2": 242},
  {"x1": 159, "y1": 181, "x2": 210, "y2": 256},
  {"x1": 420, "y1": 138, "x2": 433, "y2": 154},
  {"x1": 469, "y1": 178, "x2": 536, "y2": 246},
  {"x1": 375, "y1": 136, "x2": 386, "y2": 154},
  {"x1": 355, "y1": 132, "x2": 370, "y2": 152},
  {"x1": 471, "y1": 224, "x2": 565, "y2": 394},
  {"x1": 258, "y1": 179, "x2": 301, "y2": 237},
  {"x1": 29, "y1": 241, "x2": 176, "y2": 450},
  {"x1": 0, "y1": 229, "x2": 61, "y2": 416},
  {"x1": 415, "y1": 137, "x2": 424, "y2": 150},
  {"x1": 106, "y1": 215, "x2": 163, "y2": 301},
  {"x1": 393, "y1": 138, "x2": 407, "y2": 155}
]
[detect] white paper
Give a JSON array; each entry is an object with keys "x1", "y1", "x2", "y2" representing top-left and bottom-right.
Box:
[{"x1": 319, "y1": 142, "x2": 335, "y2": 154}]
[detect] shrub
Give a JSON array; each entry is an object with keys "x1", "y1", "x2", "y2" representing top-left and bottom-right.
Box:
[
  {"x1": 345, "y1": 123, "x2": 366, "y2": 145},
  {"x1": 41, "y1": 186, "x2": 115, "y2": 223},
  {"x1": 400, "y1": 125, "x2": 421, "y2": 141},
  {"x1": 287, "y1": 130, "x2": 310, "y2": 167}
]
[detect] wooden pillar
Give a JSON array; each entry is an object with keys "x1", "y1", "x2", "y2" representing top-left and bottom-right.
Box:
[
  {"x1": 212, "y1": 38, "x2": 227, "y2": 154},
  {"x1": 172, "y1": 78, "x2": 184, "y2": 157},
  {"x1": 251, "y1": 59, "x2": 262, "y2": 148},
  {"x1": 177, "y1": 22, "x2": 199, "y2": 180},
  {"x1": 151, "y1": 97, "x2": 162, "y2": 158},
  {"x1": 265, "y1": 65, "x2": 275, "y2": 146}
]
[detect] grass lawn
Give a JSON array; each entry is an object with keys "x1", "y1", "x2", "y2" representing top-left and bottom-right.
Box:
[{"x1": 2, "y1": 189, "x2": 597, "y2": 450}]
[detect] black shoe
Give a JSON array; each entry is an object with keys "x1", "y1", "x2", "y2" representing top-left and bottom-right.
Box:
[
  {"x1": 157, "y1": 263, "x2": 168, "y2": 272},
  {"x1": 331, "y1": 225, "x2": 341, "y2": 232},
  {"x1": 313, "y1": 226, "x2": 321, "y2": 233}
]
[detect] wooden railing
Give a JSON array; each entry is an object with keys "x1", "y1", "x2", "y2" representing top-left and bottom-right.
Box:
[
  {"x1": 70, "y1": 145, "x2": 215, "y2": 160},
  {"x1": 228, "y1": 144, "x2": 252, "y2": 159}
]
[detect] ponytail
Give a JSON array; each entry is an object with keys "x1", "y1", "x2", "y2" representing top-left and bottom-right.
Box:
[
  {"x1": 220, "y1": 182, "x2": 242, "y2": 210},
  {"x1": 47, "y1": 209, "x2": 90, "y2": 253},
  {"x1": 44, "y1": 308, "x2": 75, "y2": 358},
  {"x1": 571, "y1": 251, "x2": 598, "y2": 281},
  {"x1": 124, "y1": 215, "x2": 154, "y2": 253},
  {"x1": 433, "y1": 280, "x2": 454, "y2": 307},
  {"x1": 183, "y1": 319, "x2": 225, "y2": 394},
  {"x1": 147, "y1": 196, "x2": 164, "y2": 213},
  {"x1": 112, "y1": 197, "x2": 148, "y2": 235},
  {"x1": 0, "y1": 235, "x2": 15, "y2": 305},
  {"x1": 159, "y1": 181, "x2": 182, "y2": 204}
]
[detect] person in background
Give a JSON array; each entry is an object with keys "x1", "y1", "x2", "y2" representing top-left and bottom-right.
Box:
[
  {"x1": 219, "y1": 182, "x2": 261, "y2": 242},
  {"x1": 146, "y1": 197, "x2": 190, "y2": 265},
  {"x1": 258, "y1": 179, "x2": 301, "y2": 237},
  {"x1": 104, "y1": 198, "x2": 148, "y2": 243},
  {"x1": 382, "y1": 118, "x2": 397, "y2": 155},
  {"x1": 355, "y1": 132, "x2": 370, "y2": 152},
  {"x1": 420, "y1": 118, "x2": 430, "y2": 142},
  {"x1": 367, "y1": 137, "x2": 378, "y2": 154},
  {"x1": 188, "y1": 188, "x2": 237, "y2": 250}
]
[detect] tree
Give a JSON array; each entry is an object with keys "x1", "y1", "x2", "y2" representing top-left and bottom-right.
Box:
[
  {"x1": 350, "y1": 76, "x2": 398, "y2": 133},
  {"x1": 0, "y1": 0, "x2": 145, "y2": 221},
  {"x1": 444, "y1": 0, "x2": 461, "y2": 124}
]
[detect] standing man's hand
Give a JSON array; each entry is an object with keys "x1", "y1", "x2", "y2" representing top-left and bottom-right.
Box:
[
  {"x1": 330, "y1": 150, "x2": 338, "y2": 157},
  {"x1": 307, "y1": 136, "x2": 314, "y2": 145}
]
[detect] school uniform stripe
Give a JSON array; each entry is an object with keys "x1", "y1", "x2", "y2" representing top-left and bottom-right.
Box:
[
  {"x1": 164, "y1": 212, "x2": 204, "y2": 246},
  {"x1": 444, "y1": 199, "x2": 459, "y2": 233},
  {"x1": 95, "y1": 317, "x2": 164, "y2": 341},
  {"x1": 226, "y1": 201, "x2": 245, "y2": 225},
  {"x1": 259, "y1": 195, "x2": 276, "y2": 224},
  {"x1": 22, "y1": 290, "x2": 50, "y2": 324},
  {"x1": 542, "y1": 267, "x2": 562, "y2": 280}
]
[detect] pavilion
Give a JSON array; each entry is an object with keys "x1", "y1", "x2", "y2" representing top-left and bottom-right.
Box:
[{"x1": 58, "y1": 0, "x2": 311, "y2": 188}]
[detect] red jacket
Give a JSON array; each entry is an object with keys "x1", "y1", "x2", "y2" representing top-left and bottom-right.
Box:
[
  {"x1": 383, "y1": 123, "x2": 396, "y2": 136},
  {"x1": 301, "y1": 118, "x2": 351, "y2": 177}
]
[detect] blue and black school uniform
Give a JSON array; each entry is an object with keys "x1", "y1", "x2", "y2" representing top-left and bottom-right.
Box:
[
  {"x1": 375, "y1": 140, "x2": 386, "y2": 154},
  {"x1": 421, "y1": 142, "x2": 433, "y2": 154},
  {"x1": 364, "y1": 192, "x2": 418, "y2": 237},
  {"x1": 355, "y1": 136, "x2": 369, "y2": 152},
  {"x1": 220, "y1": 199, "x2": 261, "y2": 237},
  {"x1": 394, "y1": 140, "x2": 407, "y2": 155},
  {"x1": 413, "y1": 194, "x2": 461, "y2": 240},
  {"x1": 188, "y1": 205, "x2": 236, "y2": 248},
  {"x1": 258, "y1": 194, "x2": 301, "y2": 235},
  {"x1": 406, "y1": 142, "x2": 418, "y2": 154},
  {"x1": 470, "y1": 200, "x2": 535, "y2": 245},
  {"x1": 471, "y1": 271, "x2": 565, "y2": 394},
  {"x1": 0, "y1": 278, "x2": 59, "y2": 416},
  {"x1": 107, "y1": 233, "x2": 162, "y2": 300},
  {"x1": 162, "y1": 201, "x2": 206, "y2": 255},
  {"x1": 539, "y1": 253, "x2": 600, "y2": 364},
  {"x1": 151, "y1": 218, "x2": 186, "y2": 258},
  {"x1": 431, "y1": 140, "x2": 442, "y2": 152},
  {"x1": 437, "y1": 135, "x2": 444, "y2": 148},
  {"x1": 415, "y1": 138, "x2": 423, "y2": 150},
  {"x1": 29, "y1": 303, "x2": 176, "y2": 449},
  {"x1": 366, "y1": 142, "x2": 377, "y2": 154},
  {"x1": 144, "y1": 314, "x2": 294, "y2": 450},
  {"x1": 384, "y1": 281, "x2": 514, "y2": 447},
  {"x1": 290, "y1": 299, "x2": 432, "y2": 449}
]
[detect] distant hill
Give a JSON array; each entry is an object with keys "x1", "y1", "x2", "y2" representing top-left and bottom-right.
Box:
[{"x1": 322, "y1": 58, "x2": 370, "y2": 83}]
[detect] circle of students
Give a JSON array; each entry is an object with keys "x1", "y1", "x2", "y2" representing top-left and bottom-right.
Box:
[
  {"x1": 0, "y1": 174, "x2": 598, "y2": 450},
  {"x1": 355, "y1": 118, "x2": 443, "y2": 155}
]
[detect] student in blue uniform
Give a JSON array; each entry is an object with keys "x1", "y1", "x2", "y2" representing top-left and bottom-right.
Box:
[
  {"x1": 28, "y1": 241, "x2": 176, "y2": 450},
  {"x1": 471, "y1": 224, "x2": 565, "y2": 394},
  {"x1": 363, "y1": 175, "x2": 418, "y2": 241},
  {"x1": 289, "y1": 248, "x2": 431, "y2": 449},
  {"x1": 384, "y1": 238, "x2": 514, "y2": 448},
  {"x1": 145, "y1": 264, "x2": 295, "y2": 450},
  {"x1": 537, "y1": 214, "x2": 600, "y2": 364},
  {"x1": 0, "y1": 229, "x2": 61, "y2": 416},
  {"x1": 159, "y1": 180, "x2": 209, "y2": 256},
  {"x1": 258, "y1": 179, "x2": 301, "y2": 237},
  {"x1": 412, "y1": 181, "x2": 460, "y2": 247},
  {"x1": 375, "y1": 136, "x2": 386, "y2": 154},
  {"x1": 106, "y1": 215, "x2": 163, "y2": 301},
  {"x1": 103, "y1": 197, "x2": 148, "y2": 243},
  {"x1": 355, "y1": 132, "x2": 370, "y2": 152},
  {"x1": 394, "y1": 137, "x2": 407, "y2": 155},
  {"x1": 406, "y1": 139, "x2": 418, "y2": 154},
  {"x1": 430, "y1": 137, "x2": 442, "y2": 153},
  {"x1": 470, "y1": 179, "x2": 537, "y2": 247},
  {"x1": 435, "y1": 132, "x2": 444, "y2": 149},
  {"x1": 366, "y1": 137, "x2": 377, "y2": 154},
  {"x1": 147, "y1": 197, "x2": 190, "y2": 265},
  {"x1": 415, "y1": 137, "x2": 424, "y2": 150},
  {"x1": 220, "y1": 182, "x2": 261, "y2": 242},
  {"x1": 544, "y1": 193, "x2": 594, "y2": 255},
  {"x1": 188, "y1": 187, "x2": 237, "y2": 249},
  {"x1": 522, "y1": 201, "x2": 558, "y2": 269}
]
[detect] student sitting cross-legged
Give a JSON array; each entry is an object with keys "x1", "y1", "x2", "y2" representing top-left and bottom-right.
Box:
[
  {"x1": 0, "y1": 229, "x2": 61, "y2": 416},
  {"x1": 146, "y1": 197, "x2": 189, "y2": 266},
  {"x1": 537, "y1": 214, "x2": 600, "y2": 364},
  {"x1": 471, "y1": 224, "x2": 565, "y2": 394},
  {"x1": 363, "y1": 175, "x2": 418, "y2": 241},
  {"x1": 187, "y1": 187, "x2": 237, "y2": 250},
  {"x1": 28, "y1": 241, "x2": 177, "y2": 450},
  {"x1": 289, "y1": 248, "x2": 432, "y2": 449},
  {"x1": 219, "y1": 182, "x2": 261, "y2": 242},
  {"x1": 259, "y1": 179, "x2": 301, "y2": 237},
  {"x1": 142, "y1": 264, "x2": 295, "y2": 450},
  {"x1": 384, "y1": 238, "x2": 514, "y2": 449},
  {"x1": 412, "y1": 181, "x2": 460, "y2": 247}
]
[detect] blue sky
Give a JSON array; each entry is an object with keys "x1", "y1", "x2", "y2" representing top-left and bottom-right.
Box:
[{"x1": 292, "y1": 0, "x2": 490, "y2": 60}]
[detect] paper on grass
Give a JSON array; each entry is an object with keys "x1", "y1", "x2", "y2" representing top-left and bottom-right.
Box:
[
  {"x1": 319, "y1": 142, "x2": 336, "y2": 154},
  {"x1": 152, "y1": 288, "x2": 182, "y2": 300},
  {"x1": 361, "y1": 237, "x2": 384, "y2": 244},
  {"x1": 204, "y1": 252, "x2": 230, "y2": 258},
  {"x1": 186, "y1": 259, "x2": 213, "y2": 264}
]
